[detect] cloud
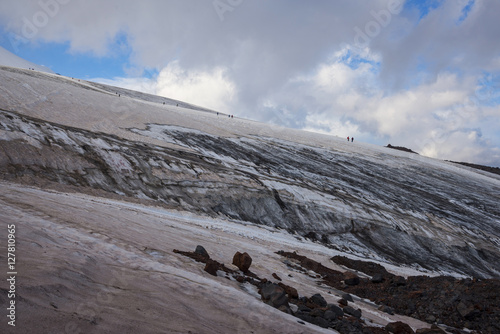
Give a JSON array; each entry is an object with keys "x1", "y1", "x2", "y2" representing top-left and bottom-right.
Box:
[
  {"x1": 155, "y1": 62, "x2": 236, "y2": 112},
  {"x1": 96, "y1": 61, "x2": 236, "y2": 113}
]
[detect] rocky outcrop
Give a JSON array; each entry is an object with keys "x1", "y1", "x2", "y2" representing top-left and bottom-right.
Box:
[{"x1": 281, "y1": 250, "x2": 500, "y2": 334}]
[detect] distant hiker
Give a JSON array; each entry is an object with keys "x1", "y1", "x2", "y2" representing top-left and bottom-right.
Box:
[
  {"x1": 347, "y1": 136, "x2": 350, "y2": 142},
  {"x1": 217, "y1": 112, "x2": 219, "y2": 116},
  {"x1": 231, "y1": 115, "x2": 233, "y2": 118},
  {"x1": 351, "y1": 137, "x2": 354, "y2": 142}
]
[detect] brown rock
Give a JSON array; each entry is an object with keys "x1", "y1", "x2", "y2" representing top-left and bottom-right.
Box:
[
  {"x1": 272, "y1": 273, "x2": 282, "y2": 281},
  {"x1": 232, "y1": 251, "x2": 252, "y2": 273},
  {"x1": 278, "y1": 282, "x2": 298, "y2": 299},
  {"x1": 204, "y1": 260, "x2": 218, "y2": 276}
]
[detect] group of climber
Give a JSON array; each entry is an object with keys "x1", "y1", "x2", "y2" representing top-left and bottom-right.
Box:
[{"x1": 347, "y1": 136, "x2": 354, "y2": 142}]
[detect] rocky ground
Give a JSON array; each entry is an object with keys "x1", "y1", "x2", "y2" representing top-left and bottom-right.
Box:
[
  {"x1": 173, "y1": 245, "x2": 500, "y2": 334},
  {"x1": 277, "y1": 251, "x2": 500, "y2": 333}
]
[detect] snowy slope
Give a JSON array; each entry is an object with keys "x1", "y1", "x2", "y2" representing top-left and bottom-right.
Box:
[
  {"x1": 0, "y1": 46, "x2": 54, "y2": 73},
  {"x1": 1, "y1": 67, "x2": 500, "y2": 333},
  {"x1": 1, "y1": 180, "x2": 444, "y2": 333}
]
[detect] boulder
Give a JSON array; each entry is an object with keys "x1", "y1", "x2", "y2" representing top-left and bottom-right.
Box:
[
  {"x1": 343, "y1": 306, "x2": 362, "y2": 318},
  {"x1": 386, "y1": 321, "x2": 415, "y2": 334},
  {"x1": 342, "y1": 293, "x2": 353, "y2": 302},
  {"x1": 344, "y1": 273, "x2": 360, "y2": 286},
  {"x1": 194, "y1": 245, "x2": 210, "y2": 259},
  {"x1": 260, "y1": 282, "x2": 289, "y2": 309},
  {"x1": 204, "y1": 260, "x2": 218, "y2": 276},
  {"x1": 310, "y1": 293, "x2": 327, "y2": 307},
  {"x1": 232, "y1": 251, "x2": 252, "y2": 273},
  {"x1": 326, "y1": 304, "x2": 344, "y2": 319},
  {"x1": 278, "y1": 282, "x2": 298, "y2": 299}
]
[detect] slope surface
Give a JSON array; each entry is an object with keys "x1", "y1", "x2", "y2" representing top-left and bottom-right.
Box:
[{"x1": 1, "y1": 67, "x2": 499, "y2": 279}]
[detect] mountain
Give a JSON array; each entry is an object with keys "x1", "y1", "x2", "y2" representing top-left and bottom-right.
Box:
[
  {"x1": 0, "y1": 46, "x2": 54, "y2": 73},
  {"x1": 1, "y1": 66, "x2": 499, "y2": 333}
]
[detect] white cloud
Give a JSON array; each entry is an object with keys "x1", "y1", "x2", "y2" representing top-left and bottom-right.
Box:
[
  {"x1": 96, "y1": 61, "x2": 236, "y2": 113},
  {"x1": 155, "y1": 62, "x2": 236, "y2": 112}
]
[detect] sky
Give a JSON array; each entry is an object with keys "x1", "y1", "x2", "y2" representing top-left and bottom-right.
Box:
[{"x1": 1, "y1": 0, "x2": 500, "y2": 167}]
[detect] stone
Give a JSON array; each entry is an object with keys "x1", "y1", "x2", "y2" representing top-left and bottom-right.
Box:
[
  {"x1": 312, "y1": 316, "x2": 330, "y2": 328},
  {"x1": 272, "y1": 273, "x2": 282, "y2": 281},
  {"x1": 232, "y1": 251, "x2": 252, "y2": 273},
  {"x1": 386, "y1": 321, "x2": 415, "y2": 334},
  {"x1": 278, "y1": 282, "x2": 298, "y2": 299},
  {"x1": 297, "y1": 305, "x2": 312, "y2": 313},
  {"x1": 378, "y1": 305, "x2": 395, "y2": 315},
  {"x1": 344, "y1": 273, "x2": 360, "y2": 286},
  {"x1": 338, "y1": 298, "x2": 348, "y2": 306},
  {"x1": 327, "y1": 304, "x2": 344, "y2": 319},
  {"x1": 341, "y1": 293, "x2": 353, "y2": 302},
  {"x1": 310, "y1": 293, "x2": 327, "y2": 307},
  {"x1": 204, "y1": 260, "x2": 218, "y2": 276},
  {"x1": 310, "y1": 308, "x2": 325, "y2": 318},
  {"x1": 194, "y1": 245, "x2": 209, "y2": 259},
  {"x1": 343, "y1": 306, "x2": 362, "y2": 318},
  {"x1": 260, "y1": 282, "x2": 289, "y2": 309},
  {"x1": 324, "y1": 310, "x2": 336, "y2": 321}
]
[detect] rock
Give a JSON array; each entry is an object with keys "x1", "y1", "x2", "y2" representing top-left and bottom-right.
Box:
[
  {"x1": 343, "y1": 306, "x2": 361, "y2": 318},
  {"x1": 324, "y1": 310, "x2": 336, "y2": 321},
  {"x1": 371, "y1": 273, "x2": 384, "y2": 283},
  {"x1": 278, "y1": 282, "x2": 298, "y2": 299},
  {"x1": 278, "y1": 305, "x2": 292, "y2": 314},
  {"x1": 260, "y1": 282, "x2": 289, "y2": 309},
  {"x1": 327, "y1": 304, "x2": 344, "y2": 319},
  {"x1": 232, "y1": 251, "x2": 252, "y2": 273},
  {"x1": 312, "y1": 316, "x2": 330, "y2": 328},
  {"x1": 310, "y1": 308, "x2": 325, "y2": 318},
  {"x1": 342, "y1": 293, "x2": 353, "y2": 302},
  {"x1": 204, "y1": 260, "x2": 218, "y2": 276},
  {"x1": 344, "y1": 273, "x2": 360, "y2": 286},
  {"x1": 386, "y1": 321, "x2": 415, "y2": 334},
  {"x1": 310, "y1": 293, "x2": 327, "y2": 307},
  {"x1": 378, "y1": 305, "x2": 395, "y2": 315},
  {"x1": 272, "y1": 273, "x2": 282, "y2": 281},
  {"x1": 289, "y1": 304, "x2": 299, "y2": 313},
  {"x1": 194, "y1": 245, "x2": 209, "y2": 259},
  {"x1": 297, "y1": 304, "x2": 311, "y2": 313},
  {"x1": 338, "y1": 298, "x2": 348, "y2": 306}
]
